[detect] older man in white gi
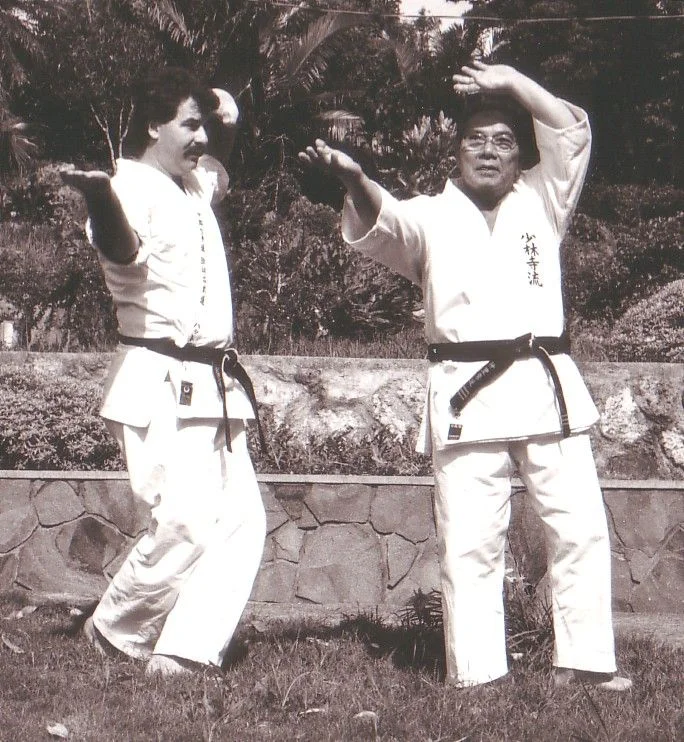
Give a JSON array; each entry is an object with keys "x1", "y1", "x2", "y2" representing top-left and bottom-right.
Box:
[
  {"x1": 62, "y1": 67, "x2": 265, "y2": 676},
  {"x1": 300, "y1": 61, "x2": 631, "y2": 691}
]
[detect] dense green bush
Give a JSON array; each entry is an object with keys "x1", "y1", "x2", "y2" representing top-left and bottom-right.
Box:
[
  {"x1": 0, "y1": 165, "x2": 117, "y2": 351},
  {"x1": 563, "y1": 183, "x2": 683, "y2": 326},
  {"x1": 1, "y1": 164, "x2": 681, "y2": 361},
  {"x1": 232, "y1": 196, "x2": 419, "y2": 352},
  {"x1": 605, "y1": 279, "x2": 684, "y2": 362},
  {"x1": 0, "y1": 368, "x2": 122, "y2": 470}
]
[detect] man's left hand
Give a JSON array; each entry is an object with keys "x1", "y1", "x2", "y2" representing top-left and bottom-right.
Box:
[
  {"x1": 211, "y1": 88, "x2": 239, "y2": 127},
  {"x1": 453, "y1": 60, "x2": 517, "y2": 95}
]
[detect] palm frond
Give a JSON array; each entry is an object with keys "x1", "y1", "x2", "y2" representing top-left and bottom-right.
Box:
[
  {"x1": 317, "y1": 109, "x2": 365, "y2": 143},
  {"x1": 0, "y1": 109, "x2": 37, "y2": 174},
  {"x1": 278, "y1": 11, "x2": 370, "y2": 88},
  {"x1": 389, "y1": 39, "x2": 425, "y2": 82},
  {"x1": 145, "y1": 0, "x2": 195, "y2": 50}
]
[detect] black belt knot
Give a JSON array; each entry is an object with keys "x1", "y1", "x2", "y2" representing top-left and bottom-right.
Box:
[
  {"x1": 118, "y1": 335, "x2": 266, "y2": 452},
  {"x1": 427, "y1": 332, "x2": 571, "y2": 438}
]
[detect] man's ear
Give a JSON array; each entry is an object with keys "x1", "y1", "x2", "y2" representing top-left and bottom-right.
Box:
[{"x1": 147, "y1": 122, "x2": 160, "y2": 141}]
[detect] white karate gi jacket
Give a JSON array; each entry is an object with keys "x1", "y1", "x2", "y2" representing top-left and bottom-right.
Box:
[
  {"x1": 89, "y1": 155, "x2": 254, "y2": 427},
  {"x1": 342, "y1": 103, "x2": 599, "y2": 453}
]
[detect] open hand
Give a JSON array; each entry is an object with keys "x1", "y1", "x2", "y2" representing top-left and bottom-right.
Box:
[
  {"x1": 211, "y1": 88, "x2": 239, "y2": 126},
  {"x1": 59, "y1": 168, "x2": 112, "y2": 201},
  {"x1": 453, "y1": 60, "x2": 517, "y2": 95},
  {"x1": 298, "y1": 139, "x2": 363, "y2": 181}
]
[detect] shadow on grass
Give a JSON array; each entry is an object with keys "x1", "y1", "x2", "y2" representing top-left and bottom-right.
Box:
[{"x1": 42, "y1": 582, "x2": 555, "y2": 682}]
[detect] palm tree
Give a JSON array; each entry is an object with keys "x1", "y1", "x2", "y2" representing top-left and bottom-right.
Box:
[
  {"x1": 116, "y1": 0, "x2": 395, "y2": 161},
  {"x1": 0, "y1": 0, "x2": 64, "y2": 173},
  {"x1": 0, "y1": 0, "x2": 65, "y2": 102}
]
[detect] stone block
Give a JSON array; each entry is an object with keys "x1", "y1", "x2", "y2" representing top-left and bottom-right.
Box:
[
  {"x1": 606, "y1": 490, "x2": 683, "y2": 554},
  {"x1": 82, "y1": 480, "x2": 149, "y2": 536},
  {"x1": 0, "y1": 553, "x2": 18, "y2": 592},
  {"x1": 630, "y1": 554, "x2": 684, "y2": 613},
  {"x1": 507, "y1": 490, "x2": 548, "y2": 586},
  {"x1": 306, "y1": 483, "x2": 371, "y2": 524},
  {"x1": 56, "y1": 517, "x2": 127, "y2": 575},
  {"x1": 600, "y1": 387, "x2": 650, "y2": 444},
  {"x1": 610, "y1": 553, "x2": 634, "y2": 612},
  {"x1": 386, "y1": 533, "x2": 417, "y2": 588},
  {"x1": 0, "y1": 481, "x2": 37, "y2": 553},
  {"x1": 252, "y1": 560, "x2": 297, "y2": 603},
  {"x1": 271, "y1": 521, "x2": 304, "y2": 562},
  {"x1": 34, "y1": 481, "x2": 84, "y2": 526},
  {"x1": 273, "y1": 484, "x2": 318, "y2": 529},
  {"x1": 296, "y1": 524, "x2": 383, "y2": 604},
  {"x1": 262, "y1": 535, "x2": 276, "y2": 563},
  {"x1": 370, "y1": 485, "x2": 434, "y2": 542},
  {"x1": 15, "y1": 523, "x2": 114, "y2": 599},
  {"x1": 661, "y1": 428, "x2": 684, "y2": 469},
  {"x1": 386, "y1": 541, "x2": 441, "y2": 606},
  {"x1": 260, "y1": 484, "x2": 290, "y2": 534}
]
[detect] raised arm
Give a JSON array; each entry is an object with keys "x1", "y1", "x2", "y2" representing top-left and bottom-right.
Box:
[
  {"x1": 453, "y1": 61, "x2": 579, "y2": 129},
  {"x1": 60, "y1": 169, "x2": 139, "y2": 264},
  {"x1": 298, "y1": 139, "x2": 382, "y2": 234},
  {"x1": 204, "y1": 88, "x2": 240, "y2": 168}
]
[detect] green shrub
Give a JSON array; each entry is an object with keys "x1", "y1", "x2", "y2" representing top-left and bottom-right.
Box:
[
  {"x1": 0, "y1": 368, "x2": 122, "y2": 470},
  {"x1": 605, "y1": 279, "x2": 684, "y2": 362},
  {"x1": 564, "y1": 185, "x2": 683, "y2": 325},
  {"x1": 0, "y1": 165, "x2": 118, "y2": 351},
  {"x1": 232, "y1": 196, "x2": 419, "y2": 352},
  {"x1": 248, "y1": 410, "x2": 430, "y2": 476}
]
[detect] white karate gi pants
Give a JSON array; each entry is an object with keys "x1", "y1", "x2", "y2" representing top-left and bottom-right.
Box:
[
  {"x1": 93, "y1": 382, "x2": 266, "y2": 667},
  {"x1": 432, "y1": 433, "x2": 616, "y2": 687}
]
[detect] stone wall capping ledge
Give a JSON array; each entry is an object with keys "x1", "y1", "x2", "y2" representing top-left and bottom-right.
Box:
[{"x1": 1, "y1": 471, "x2": 683, "y2": 490}]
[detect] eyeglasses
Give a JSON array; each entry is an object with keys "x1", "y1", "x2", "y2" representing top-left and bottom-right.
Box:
[{"x1": 461, "y1": 133, "x2": 518, "y2": 153}]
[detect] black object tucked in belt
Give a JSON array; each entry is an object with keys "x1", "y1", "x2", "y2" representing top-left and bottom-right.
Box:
[
  {"x1": 427, "y1": 332, "x2": 572, "y2": 438},
  {"x1": 118, "y1": 335, "x2": 265, "y2": 452}
]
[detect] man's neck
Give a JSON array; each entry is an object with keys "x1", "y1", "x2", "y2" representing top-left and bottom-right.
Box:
[
  {"x1": 454, "y1": 178, "x2": 507, "y2": 212},
  {"x1": 137, "y1": 151, "x2": 184, "y2": 190}
]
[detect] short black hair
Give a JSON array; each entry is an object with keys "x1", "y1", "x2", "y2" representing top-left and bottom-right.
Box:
[
  {"x1": 457, "y1": 93, "x2": 538, "y2": 168},
  {"x1": 123, "y1": 67, "x2": 219, "y2": 158}
]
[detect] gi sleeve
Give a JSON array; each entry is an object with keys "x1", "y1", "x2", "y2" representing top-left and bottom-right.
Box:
[
  {"x1": 85, "y1": 165, "x2": 151, "y2": 267},
  {"x1": 341, "y1": 185, "x2": 427, "y2": 286},
  {"x1": 530, "y1": 101, "x2": 591, "y2": 239}
]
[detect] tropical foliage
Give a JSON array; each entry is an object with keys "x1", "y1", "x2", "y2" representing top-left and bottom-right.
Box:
[{"x1": 0, "y1": 0, "x2": 681, "y2": 358}]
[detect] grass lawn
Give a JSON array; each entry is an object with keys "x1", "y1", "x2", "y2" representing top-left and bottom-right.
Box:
[{"x1": 0, "y1": 596, "x2": 682, "y2": 742}]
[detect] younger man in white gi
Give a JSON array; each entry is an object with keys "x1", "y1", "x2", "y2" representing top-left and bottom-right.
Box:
[
  {"x1": 299, "y1": 61, "x2": 631, "y2": 691},
  {"x1": 62, "y1": 67, "x2": 266, "y2": 676}
]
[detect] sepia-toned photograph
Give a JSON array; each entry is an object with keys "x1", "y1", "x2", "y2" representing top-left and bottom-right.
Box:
[{"x1": 0, "y1": 1, "x2": 682, "y2": 740}]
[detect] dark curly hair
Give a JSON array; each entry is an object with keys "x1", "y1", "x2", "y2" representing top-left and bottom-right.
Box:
[{"x1": 123, "y1": 67, "x2": 219, "y2": 158}]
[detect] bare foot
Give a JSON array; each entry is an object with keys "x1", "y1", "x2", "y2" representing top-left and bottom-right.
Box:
[
  {"x1": 83, "y1": 616, "x2": 119, "y2": 657},
  {"x1": 146, "y1": 654, "x2": 203, "y2": 677},
  {"x1": 553, "y1": 667, "x2": 633, "y2": 691}
]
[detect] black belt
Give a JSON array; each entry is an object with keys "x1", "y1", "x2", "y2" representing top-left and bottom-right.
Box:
[
  {"x1": 118, "y1": 335, "x2": 265, "y2": 452},
  {"x1": 427, "y1": 332, "x2": 571, "y2": 438}
]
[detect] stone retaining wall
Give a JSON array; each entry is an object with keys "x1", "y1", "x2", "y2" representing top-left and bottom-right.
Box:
[
  {"x1": 1, "y1": 471, "x2": 682, "y2": 614},
  {"x1": 1, "y1": 353, "x2": 683, "y2": 614}
]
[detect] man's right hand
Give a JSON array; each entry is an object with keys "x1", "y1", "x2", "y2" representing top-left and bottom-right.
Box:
[
  {"x1": 298, "y1": 139, "x2": 363, "y2": 185},
  {"x1": 59, "y1": 168, "x2": 112, "y2": 202},
  {"x1": 299, "y1": 138, "x2": 381, "y2": 234},
  {"x1": 59, "y1": 167, "x2": 139, "y2": 264}
]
